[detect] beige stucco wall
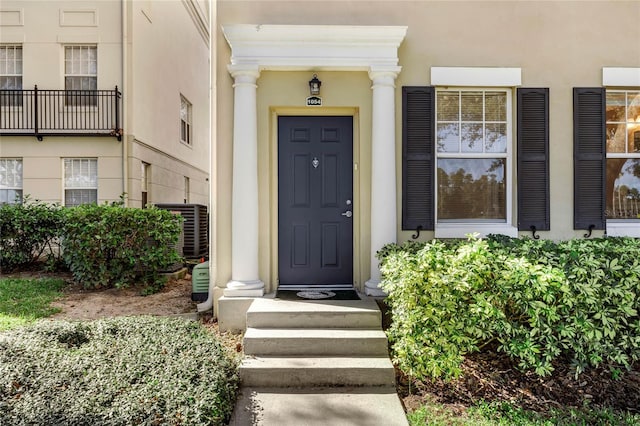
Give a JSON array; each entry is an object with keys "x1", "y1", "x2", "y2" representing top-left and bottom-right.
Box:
[
  {"x1": 0, "y1": 138, "x2": 123, "y2": 204},
  {"x1": 0, "y1": 1, "x2": 124, "y2": 204},
  {"x1": 125, "y1": 0, "x2": 210, "y2": 207},
  {"x1": 1, "y1": 0, "x2": 210, "y2": 208},
  {"x1": 214, "y1": 1, "x2": 640, "y2": 293}
]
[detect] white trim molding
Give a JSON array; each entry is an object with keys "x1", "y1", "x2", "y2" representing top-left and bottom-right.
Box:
[
  {"x1": 602, "y1": 67, "x2": 640, "y2": 87},
  {"x1": 222, "y1": 24, "x2": 407, "y2": 71},
  {"x1": 0, "y1": 9, "x2": 24, "y2": 26},
  {"x1": 435, "y1": 223, "x2": 519, "y2": 239},
  {"x1": 606, "y1": 222, "x2": 640, "y2": 238},
  {"x1": 59, "y1": 9, "x2": 98, "y2": 27},
  {"x1": 431, "y1": 67, "x2": 522, "y2": 87}
]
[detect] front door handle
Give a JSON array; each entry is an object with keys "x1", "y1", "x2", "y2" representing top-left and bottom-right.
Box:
[{"x1": 341, "y1": 210, "x2": 353, "y2": 218}]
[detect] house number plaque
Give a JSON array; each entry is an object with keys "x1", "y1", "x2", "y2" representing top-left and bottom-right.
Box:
[{"x1": 306, "y1": 96, "x2": 322, "y2": 106}]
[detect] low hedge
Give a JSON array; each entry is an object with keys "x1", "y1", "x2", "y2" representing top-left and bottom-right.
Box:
[
  {"x1": 379, "y1": 236, "x2": 640, "y2": 380},
  {"x1": 0, "y1": 316, "x2": 239, "y2": 425},
  {"x1": 0, "y1": 198, "x2": 64, "y2": 273},
  {"x1": 62, "y1": 204, "x2": 183, "y2": 289},
  {"x1": 0, "y1": 201, "x2": 183, "y2": 289}
]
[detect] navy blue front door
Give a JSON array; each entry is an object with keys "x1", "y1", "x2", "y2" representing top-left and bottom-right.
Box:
[{"x1": 278, "y1": 116, "x2": 353, "y2": 286}]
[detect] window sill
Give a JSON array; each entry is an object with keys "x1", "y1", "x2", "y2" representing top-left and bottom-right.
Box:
[
  {"x1": 434, "y1": 223, "x2": 518, "y2": 239},
  {"x1": 606, "y1": 221, "x2": 640, "y2": 238}
]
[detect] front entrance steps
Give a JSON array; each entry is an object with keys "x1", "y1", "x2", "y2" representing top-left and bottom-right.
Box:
[{"x1": 239, "y1": 296, "x2": 396, "y2": 388}]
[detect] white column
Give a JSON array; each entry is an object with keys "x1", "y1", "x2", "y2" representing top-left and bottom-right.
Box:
[
  {"x1": 365, "y1": 67, "x2": 400, "y2": 297},
  {"x1": 225, "y1": 64, "x2": 264, "y2": 297}
]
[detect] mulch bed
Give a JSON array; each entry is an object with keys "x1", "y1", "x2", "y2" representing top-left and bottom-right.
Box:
[
  {"x1": 398, "y1": 346, "x2": 640, "y2": 415},
  {"x1": 375, "y1": 300, "x2": 640, "y2": 415}
]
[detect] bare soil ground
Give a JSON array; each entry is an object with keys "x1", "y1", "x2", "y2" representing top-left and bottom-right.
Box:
[
  {"x1": 48, "y1": 274, "x2": 197, "y2": 320},
  {"x1": 4, "y1": 269, "x2": 245, "y2": 356}
]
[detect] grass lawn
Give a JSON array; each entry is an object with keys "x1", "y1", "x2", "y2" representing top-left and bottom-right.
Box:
[
  {"x1": 407, "y1": 400, "x2": 640, "y2": 425},
  {"x1": 0, "y1": 277, "x2": 66, "y2": 331}
]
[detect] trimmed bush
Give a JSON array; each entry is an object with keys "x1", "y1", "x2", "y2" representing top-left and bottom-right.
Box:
[
  {"x1": 0, "y1": 199, "x2": 64, "y2": 273},
  {"x1": 379, "y1": 236, "x2": 640, "y2": 380},
  {"x1": 0, "y1": 316, "x2": 240, "y2": 425},
  {"x1": 62, "y1": 204, "x2": 183, "y2": 289}
]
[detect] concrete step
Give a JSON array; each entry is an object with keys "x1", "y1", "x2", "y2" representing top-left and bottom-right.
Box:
[
  {"x1": 240, "y1": 356, "x2": 396, "y2": 387},
  {"x1": 229, "y1": 386, "x2": 409, "y2": 426},
  {"x1": 244, "y1": 328, "x2": 389, "y2": 356},
  {"x1": 246, "y1": 297, "x2": 382, "y2": 329}
]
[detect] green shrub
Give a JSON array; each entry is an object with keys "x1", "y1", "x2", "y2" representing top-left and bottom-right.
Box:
[
  {"x1": 0, "y1": 316, "x2": 239, "y2": 426},
  {"x1": 62, "y1": 204, "x2": 183, "y2": 289},
  {"x1": 379, "y1": 236, "x2": 640, "y2": 380},
  {"x1": 0, "y1": 198, "x2": 65, "y2": 272}
]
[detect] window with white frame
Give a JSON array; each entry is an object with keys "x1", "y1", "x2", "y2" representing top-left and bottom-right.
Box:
[
  {"x1": 64, "y1": 45, "x2": 97, "y2": 106},
  {"x1": 606, "y1": 90, "x2": 640, "y2": 220},
  {"x1": 0, "y1": 158, "x2": 23, "y2": 205},
  {"x1": 0, "y1": 45, "x2": 23, "y2": 107},
  {"x1": 180, "y1": 95, "x2": 192, "y2": 145},
  {"x1": 141, "y1": 162, "x2": 150, "y2": 208},
  {"x1": 184, "y1": 176, "x2": 190, "y2": 203},
  {"x1": 64, "y1": 158, "x2": 97, "y2": 206},
  {"x1": 435, "y1": 89, "x2": 511, "y2": 222}
]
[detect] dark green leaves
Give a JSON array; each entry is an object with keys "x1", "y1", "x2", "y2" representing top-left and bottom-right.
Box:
[{"x1": 379, "y1": 236, "x2": 640, "y2": 380}]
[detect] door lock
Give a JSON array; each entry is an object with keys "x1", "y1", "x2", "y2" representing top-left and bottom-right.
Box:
[{"x1": 341, "y1": 210, "x2": 353, "y2": 218}]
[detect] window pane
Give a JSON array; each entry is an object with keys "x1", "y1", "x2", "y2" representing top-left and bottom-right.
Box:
[
  {"x1": 606, "y1": 92, "x2": 626, "y2": 122},
  {"x1": 461, "y1": 123, "x2": 483, "y2": 152},
  {"x1": 437, "y1": 92, "x2": 459, "y2": 121},
  {"x1": 180, "y1": 99, "x2": 189, "y2": 120},
  {"x1": 0, "y1": 159, "x2": 22, "y2": 188},
  {"x1": 485, "y1": 123, "x2": 507, "y2": 153},
  {"x1": 438, "y1": 158, "x2": 506, "y2": 220},
  {"x1": 437, "y1": 123, "x2": 459, "y2": 152},
  {"x1": 485, "y1": 92, "x2": 506, "y2": 121},
  {"x1": 6, "y1": 189, "x2": 22, "y2": 204},
  {"x1": 607, "y1": 123, "x2": 626, "y2": 153},
  {"x1": 629, "y1": 91, "x2": 640, "y2": 122},
  {"x1": 606, "y1": 158, "x2": 640, "y2": 219},
  {"x1": 65, "y1": 189, "x2": 97, "y2": 207},
  {"x1": 461, "y1": 91, "x2": 483, "y2": 121},
  {"x1": 64, "y1": 159, "x2": 97, "y2": 189}
]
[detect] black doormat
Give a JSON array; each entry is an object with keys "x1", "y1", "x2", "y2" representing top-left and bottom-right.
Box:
[{"x1": 276, "y1": 290, "x2": 360, "y2": 301}]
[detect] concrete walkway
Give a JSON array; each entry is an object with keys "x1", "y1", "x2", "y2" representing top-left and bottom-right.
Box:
[{"x1": 228, "y1": 386, "x2": 409, "y2": 426}]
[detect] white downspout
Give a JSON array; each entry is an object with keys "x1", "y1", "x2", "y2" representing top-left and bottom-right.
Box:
[
  {"x1": 120, "y1": 0, "x2": 129, "y2": 205},
  {"x1": 197, "y1": 0, "x2": 215, "y2": 313}
]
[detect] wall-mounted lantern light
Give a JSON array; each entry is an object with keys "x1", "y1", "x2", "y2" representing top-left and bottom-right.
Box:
[{"x1": 308, "y1": 74, "x2": 321, "y2": 96}]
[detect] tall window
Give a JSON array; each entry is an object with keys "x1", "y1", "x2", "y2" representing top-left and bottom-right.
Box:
[
  {"x1": 606, "y1": 90, "x2": 640, "y2": 220},
  {"x1": 0, "y1": 45, "x2": 23, "y2": 106},
  {"x1": 64, "y1": 158, "x2": 97, "y2": 206},
  {"x1": 184, "y1": 176, "x2": 190, "y2": 203},
  {"x1": 141, "y1": 162, "x2": 149, "y2": 208},
  {"x1": 65, "y1": 45, "x2": 97, "y2": 106},
  {"x1": 435, "y1": 89, "x2": 510, "y2": 222},
  {"x1": 0, "y1": 158, "x2": 23, "y2": 205},
  {"x1": 180, "y1": 95, "x2": 192, "y2": 145}
]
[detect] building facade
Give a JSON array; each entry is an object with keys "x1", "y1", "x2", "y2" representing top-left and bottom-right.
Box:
[
  {"x1": 211, "y1": 0, "x2": 640, "y2": 328},
  {"x1": 0, "y1": 0, "x2": 210, "y2": 208}
]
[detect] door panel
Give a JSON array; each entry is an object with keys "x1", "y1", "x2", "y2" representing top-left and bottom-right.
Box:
[{"x1": 278, "y1": 116, "x2": 353, "y2": 285}]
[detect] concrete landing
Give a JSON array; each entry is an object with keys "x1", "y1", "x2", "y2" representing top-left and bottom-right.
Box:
[{"x1": 228, "y1": 387, "x2": 409, "y2": 426}]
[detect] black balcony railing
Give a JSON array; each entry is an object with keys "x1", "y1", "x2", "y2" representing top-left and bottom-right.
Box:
[{"x1": 0, "y1": 86, "x2": 121, "y2": 141}]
